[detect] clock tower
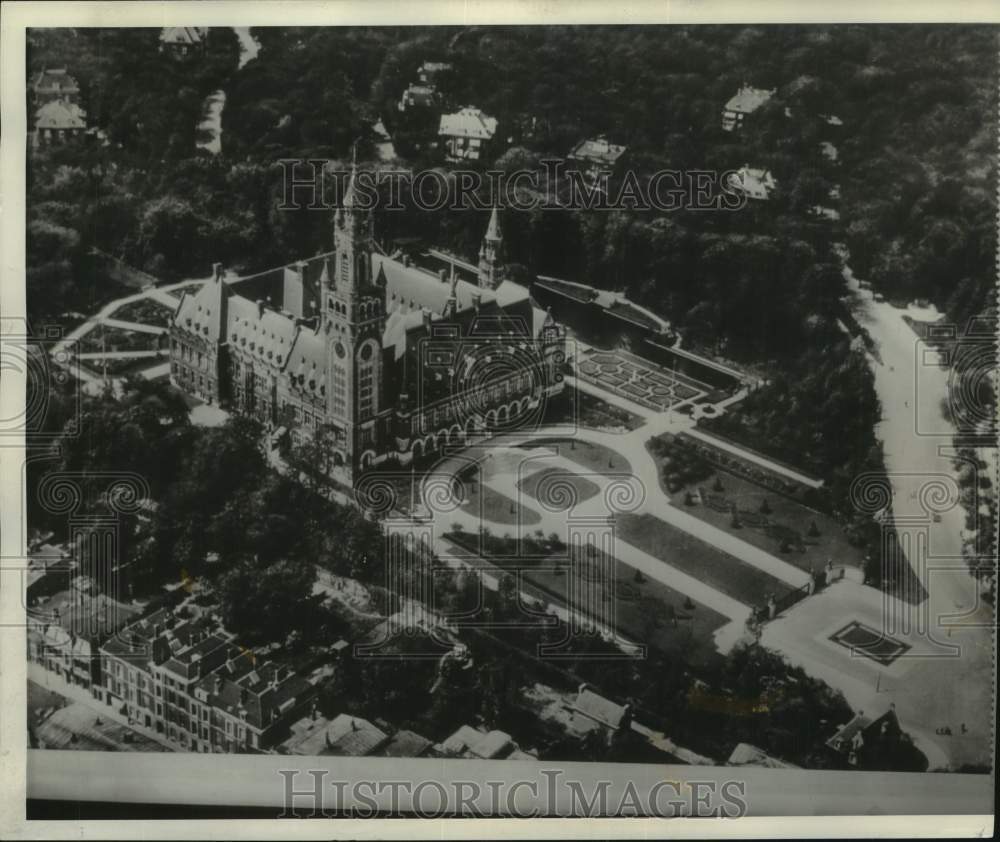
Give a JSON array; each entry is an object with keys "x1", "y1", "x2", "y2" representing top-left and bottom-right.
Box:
[{"x1": 323, "y1": 162, "x2": 386, "y2": 478}]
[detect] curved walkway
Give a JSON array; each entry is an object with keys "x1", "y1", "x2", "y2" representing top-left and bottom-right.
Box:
[{"x1": 416, "y1": 424, "x2": 811, "y2": 653}]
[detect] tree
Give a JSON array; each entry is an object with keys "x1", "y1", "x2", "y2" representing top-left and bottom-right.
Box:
[{"x1": 217, "y1": 556, "x2": 318, "y2": 646}]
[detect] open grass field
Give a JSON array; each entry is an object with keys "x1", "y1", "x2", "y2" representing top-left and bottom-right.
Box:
[
  {"x1": 517, "y1": 468, "x2": 601, "y2": 513},
  {"x1": 617, "y1": 512, "x2": 793, "y2": 608},
  {"x1": 523, "y1": 438, "x2": 632, "y2": 476},
  {"x1": 460, "y1": 479, "x2": 542, "y2": 526}
]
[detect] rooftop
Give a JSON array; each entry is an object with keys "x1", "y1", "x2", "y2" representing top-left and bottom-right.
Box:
[
  {"x1": 30, "y1": 589, "x2": 139, "y2": 641},
  {"x1": 728, "y1": 742, "x2": 799, "y2": 769},
  {"x1": 32, "y1": 68, "x2": 80, "y2": 94},
  {"x1": 730, "y1": 166, "x2": 777, "y2": 200},
  {"x1": 438, "y1": 107, "x2": 498, "y2": 140},
  {"x1": 195, "y1": 654, "x2": 310, "y2": 730},
  {"x1": 160, "y1": 27, "x2": 208, "y2": 45},
  {"x1": 378, "y1": 729, "x2": 433, "y2": 758},
  {"x1": 325, "y1": 714, "x2": 391, "y2": 756},
  {"x1": 35, "y1": 99, "x2": 86, "y2": 131},
  {"x1": 724, "y1": 85, "x2": 776, "y2": 115},
  {"x1": 570, "y1": 685, "x2": 631, "y2": 732},
  {"x1": 569, "y1": 137, "x2": 627, "y2": 166}
]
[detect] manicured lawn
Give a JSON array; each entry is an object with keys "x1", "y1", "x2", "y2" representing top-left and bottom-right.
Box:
[
  {"x1": 460, "y1": 479, "x2": 541, "y2": 526},
  {"x1": 517, "y1": 468, "x2": 600, "y2": 512},
  {"x1": 617, "y1": 512, "x2": 792, "y2": 607},
  {"x1": 444, "y1": 531, "x2": 728, "y2": 667},
  {"x1": 646, "y1": 435, "x2": 866, "y2": 576},
  {"x1": 523, "y1": 438, "x2": 632, "y2": 476}
]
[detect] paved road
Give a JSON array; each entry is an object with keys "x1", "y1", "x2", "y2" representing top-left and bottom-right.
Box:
[{"x1": 762, "y1": 262, "x2": 995, "y2": 770}]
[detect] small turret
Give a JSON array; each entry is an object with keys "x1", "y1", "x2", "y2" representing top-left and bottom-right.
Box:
[{"x1": 477, "y1": 207, "x2": 503, "y2": 290}]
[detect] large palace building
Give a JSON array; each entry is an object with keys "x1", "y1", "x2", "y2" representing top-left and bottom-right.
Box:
[{"x1": 168, "y1": 167, "x2": 566, "y2": 487}]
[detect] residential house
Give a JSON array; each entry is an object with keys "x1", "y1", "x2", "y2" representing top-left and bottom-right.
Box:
[
  {"x1": 826, "y1": 703, "x2": 902, "y2": 767},
  {"x1": 398, "y1": 61, "x2": 451, "y2": 112},
  {"x1": 398, "y1": 84, "x2": 437, "y2": 112},
  {"x1": 417, "y1": 61, "x2": 451, "y2": 85},
  {"x1": 377, "y1": 729, "x2": 434, "y2": 758},
  {"x1": 566, "y1": 683, "x2": 633, "y2": 740},
  {"x1": 722, "y1": 84, "x2": 776, "y2": 131},
  {"x1": 434, "y1": 724, "x2": 537, "y2": 760},
  {"x1": 282, "y1": 712, "x2": 390, "y2": 756},
  {"x1": 100, "y1": 609, "x2": 235, "y2": 746},
  {"x1": 34, "y1": 99, "x2": 87, "y2": 146},
  {"x1": 159, "y1": 27, "x2": 209, "y2": 56},
  {"x1": 566, "y1": 136, "x2": 627, "y2": 187},
  {"x1": 438, "y1": 107, "x2": 498, "y2": 163},
  {"x1": 192, "y1": 652, "x2": 314, "y2": 753},
  {"x1": 100, "y1": 608, "x2": 314, "y2": 752},
  {"x1": 31, "y1": 68, "x2": 80, "y2": 105},
  {"x1": 27, "y1": 580, "x2": 139, "y2": 695},
  {"x1": 729, "y1": 166, "x2": 777, "y2": 201}
]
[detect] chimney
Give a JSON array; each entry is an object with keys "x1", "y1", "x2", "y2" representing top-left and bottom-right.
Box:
[
  {"x1": 471, "y1": 291, "x2": 481, "y2": 311},
  {"x1": 256, "y1": 299, "x2": 265, "y2": 318},
  {"x1": 402, "y1": 255, "x2": 410, "y2": 267},
  {"x1": 213, "y1": 675, "x2": 222, "y2": 694},
  {"x1": 351, "y1": 718, "x2": 358, "y2": 731},
  {"x1": 295, "y1": 260, "x2": 307, "y2": 276},
  {"x1": 438, "y1": 268, "x2": 447, "y2": 283},
  {"x1": 212, "y1": 262, "x2": 224, "y2": 282},
  {"x1": 421, "y1": 307, "x2": 432, "y2": 329},
  {"x1": 578, "y1": 682, "x2": 589, "y2": 695},
  {"x1": 240, "y1": 686, "x2": 249, "y2": 705}
]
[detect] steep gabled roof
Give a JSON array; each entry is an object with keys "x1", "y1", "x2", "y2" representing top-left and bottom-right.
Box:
[
  {"x1": 35, "y1": 100, "x2": 86, "y2": 130},
  {"x1": 226, "y1": 296, "x2": 298, "y2": 369},
  {"x1": 32, "y1": 68, "x2": 80, "y2": 95},
  {"x1": 174, "y1": 273, "x2": 230, "y2": 343},
  {"x1": 160, "y1": 27, "x2": 208, "y2": 45},
  {"x1": 374, "y1": 253, "x2": 495, "y2": 322}
]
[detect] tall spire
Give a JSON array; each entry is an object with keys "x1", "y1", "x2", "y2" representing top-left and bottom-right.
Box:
[
  {"x1": 343, "y1": 148, "x2": 358, "y2": 209},
  {"x1": 485, "y1": 206, "x2": 501, "y2": 242},
  {"x1": 477, "y1": 207, "x2": 503, "y2": 291}
]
